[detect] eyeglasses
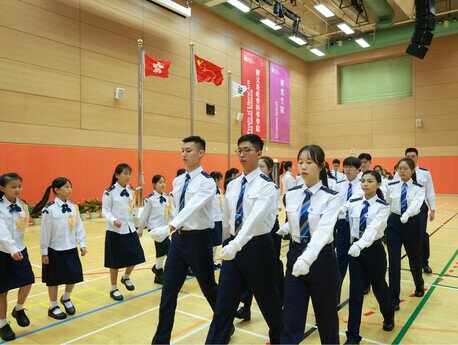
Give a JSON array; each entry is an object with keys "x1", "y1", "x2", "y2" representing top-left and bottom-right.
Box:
[{"x1": 235, "y1": 148, "x2": 256, "y2": 156}]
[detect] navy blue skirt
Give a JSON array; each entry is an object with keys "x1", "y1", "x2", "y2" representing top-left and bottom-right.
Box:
[
  {"x1": 209, "y1": 221, "x2": 222, "y2": 246},
  {"x1": 42, "y1": 247, "x2": 83, "y2": 286},
  {"x1": 0, "y1": 248, "x2": 35, "y2": 293},
  {"x1": 154, "y1": 237, "x2": 171, "y2": 258},
  {"x1": 104, "y1": 230, "x2": 146, "y2": 269}
]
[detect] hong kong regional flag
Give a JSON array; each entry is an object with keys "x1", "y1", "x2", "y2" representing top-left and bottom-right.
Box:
[
  {"x1": 194, "y1": 54, "x2": 224, "y2": 86},
  {"x1": 144, "y1": 52, "x2": 171, "y2": 78}
]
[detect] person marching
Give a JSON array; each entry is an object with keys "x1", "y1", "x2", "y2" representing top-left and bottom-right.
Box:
[
  {"x1": 386, "y1": 157, "x2": 426, "y2": 311},
  {"x1": 277, "y1": 145, "x2": 340, "y2": 345},
  {"x1": 0, "y1": 173, "x2": 34, "y2": 341},
  {"x1": 340, "y1": 170, "x2": 394, "y2": 344},
  {"x1": 210, "y1": 171, "x2": 224, "y2": 269},
  {"x1": 137, "y1": 175, "x2": 171, "y2": 285},
  {"x1": 35, "y1": 177, "x2": 87, "y2": 320}
]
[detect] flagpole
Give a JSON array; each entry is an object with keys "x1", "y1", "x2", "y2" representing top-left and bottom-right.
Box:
[
  {"x1": 190, "y1": 42, "x2": 195, "y2": 136},
  {"x1": 227, "y1": 71, "x2": 232, "y2": 171},
  {"x1": 137, "y1": 39, "x2": 144, "y2": 206}
]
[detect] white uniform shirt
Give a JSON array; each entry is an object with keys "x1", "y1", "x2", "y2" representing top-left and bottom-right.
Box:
[
  {"x1": 137, "y1": 191, "x2": 170, "y2": 233},
  {"x1": 335, "y1": 177, "x2": 364, "y2": 219},
  {"x1": 169, "y1": 166, "x2": 216, "y2": 231},
  {"x1": 327, "y1": 176, "x2": 338, "y2": 191},
  {"x1": 223, "y1": 168, "x2": 277, "y2": 249},
  {"x1": 283, "y1": 181, "x2": 340, "y2": 265},
  {"x1": 394, "y1": 167, "x2": 435, "y2": 210},
  {"x1": 331, "y1": 170, "x2": 345, "y2": 182},
  {"x1": 342, "y1": 195, "x2": 389, "y2": 248},
  {"x1": 212, "y1": 188, "x2": 223, "y2": 222},
  {"x1": 40, "y1": 198, "x2": 86, "y2": 255},
  {"x1": 282, "y1": 171, "x2": 296, "y2": 195},
  {"x1": 102, "y1": 182, "x2": 136, "y2": 234},
  {"x1": 0, "y1": 198, "x2": 29, "y2": 254},
  {"x1": 296, "y1": 174, "x2": 304, "y2": 186},
  {"x1": 386, "y1": 179, "x2": 425, "y2": 217}
]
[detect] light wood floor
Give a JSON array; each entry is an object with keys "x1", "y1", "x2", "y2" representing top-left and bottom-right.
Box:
[{"x1": 4, "y1": 195, "x2": 458, "y2": 344}]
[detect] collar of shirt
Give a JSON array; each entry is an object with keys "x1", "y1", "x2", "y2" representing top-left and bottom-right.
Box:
[
  {"x1": 301, "y1": 180, "x2": 322, "y2": 195},
  {"x1": 186, "y1": 166, "x2": 203, "y2": 180},
  {"x1": 2, "y1": 197, "x2": 18, "y2": 208},
  {"x1": 286, "y1": 171, "x2": 293, "y2": 177},
  {"x1": 115, "y1": 182, "x2": 128, "y2": 192},
  {"x1": 54, "y1": 197, "x2": 69, "y2": 207},
  {"x1": 348, "y1": 177, "x2": 360, "y2": 188},
  {"x1": 153, "y1": 190, "x2": 163, "y2": 198},
  {"x1": 364, "y1": 194, "x2": 378, "y2": 206},
  {"x1": 242, "y1": 167, "x2": 261, "y2": 185},
  {"x1": 402, "y1": 178, "x2": 414, "y2": 188}
]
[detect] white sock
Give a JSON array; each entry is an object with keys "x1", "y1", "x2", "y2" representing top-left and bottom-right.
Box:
[
  {"x1": 123, "y1": 273, "x2": 130, "y2": 280},
  {"x1": 111, "y1": 285, "x2": 118, "y2": 291},
  {"x1": 111, "y1": 289, "x2": 122, "y2": 297},
  {"x1": 156, "y1": 256, "x2": 165, "y2": 270},
  {"x1": 62, "y1": 298, "x2": 73, "y2": 309},
  {"x1": 50, "y1": 300, "x2": 58, "y2": 308},
  {"x1": 63, "y1": 292, "x2": 71, "y2": 301},
  {"x1": 0, "y1": 318, "x2": 7, "y2": 328},
  {"x1": 15, "y1": 303, "x2": 24, "y2": 311}
]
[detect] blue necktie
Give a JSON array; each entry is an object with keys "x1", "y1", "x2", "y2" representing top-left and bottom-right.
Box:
[
  {"x1": 346, "y1": 182, "x2": 353, "y2": 201},
  {"x1": 401, "y1": 182, "x2": 408, "y2": 213},
  {"x1": 120, "y1": 189, "x2": 129, "y2": 197},
  {"x1": 334, "y1": 171, "x2": 337, "y2": 180},
  {"x1": 159, "y1": 196, "x2": 166, "y2": 204},
  {"x1": 9, "y1": 203, "x2": 21, "y2": 213},
  {"x1": 179, "y1": 173, "x2": 191, "y2": 211},
  {"x1": 299, "y1": 189, "x2": 312, "y2": 245},
  {"x1": 359, "y1": 200, "x2": 370, "y2": 238},
  {"x1": 62, "y1": 204, "x2": 72, "y2": 213},
  {"x1": 234, "y1": 177, "x2": 247, "y2": 234}
]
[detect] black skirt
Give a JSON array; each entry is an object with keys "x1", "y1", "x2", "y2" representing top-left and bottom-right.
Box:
[
  {"x1": 42, "y1": 247, "x2": 83, "y2": 286},
  {"x1": 154, "y1": 237, "x2": 171, "y2": 258},
  {"x1": 104, "y1": 230, "x2": 146, "y2": 269},
  {"x1": 209, "y1": 221, "x2": 223, "y2": 246},
  {"x1": 0, "y1": 248, "x2": 35, "y2": 293}
]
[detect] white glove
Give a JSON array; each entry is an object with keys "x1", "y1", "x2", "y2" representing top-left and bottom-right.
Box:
[
  {"x1": 276, "y1": 223, "x2": 289, "y2": 236},
  {"x1": 219, "y1": 241, "x2": 241, "y2": 261},
  {"x1": 338, "y1": 206, "x2": 347, "y2": 219},
  {"x1": 149, "y1": 225, "x2": 170, "y2": 243},
  {"x1": 348, "y1": 243, "x2": 361, "y2": 257},
  {"x1": 292, "y1": 257, "x2": 310, "y2": 277},
  {"x1": 400, "y1": 213, "x2": 409, "y2": 224}
]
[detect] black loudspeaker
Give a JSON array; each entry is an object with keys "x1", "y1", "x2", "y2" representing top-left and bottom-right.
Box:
[
  {"x1": 416, "y1": 13, "x2": 436, "y2": 31},
  {"x1": 206, "y1": 103, "x2": 215, "y2": 115},
  {"x1": 406, "y1": 43, "x2": 429, "y2": 59},
  {"x1": 415, "y1": 0, "x2": 436, "y2": 16},
  {"x1": 412, "y1": 30, "x2": 434, "y2": 45}
]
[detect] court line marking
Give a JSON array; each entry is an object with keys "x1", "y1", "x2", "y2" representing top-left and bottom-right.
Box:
[
  {"x1": 171, "y1": 320, "x2": 210, "y2": 344},
  {"x1": 400, "y1": 278, "x2": 458, "y2": 292},
  {"x1": 392, "y1": 249, "x2": 458, "y2": 344}
]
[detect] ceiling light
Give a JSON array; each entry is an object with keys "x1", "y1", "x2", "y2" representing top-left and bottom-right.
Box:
[
  {"x1": 310, "y1": 48, "x2": 325, "y2": 56},
  {"x1": 314, "y1": 4, "x2": 334, "y2": 18},
  {"x1": 355, "y1": 37, "x2": 370, "y2": 48},
  {"x1": 261, "y1": 18, "x2": 282, "y2": 30},
  {"x1": 227, "y1": 0, "x2": 250, "y2": 12},
  {"x1": 289, "y1": 35, "x2": 307, "y2": 45},
  {"x1": 337, "y1": 22, "x2": 354, "y2": 34}
]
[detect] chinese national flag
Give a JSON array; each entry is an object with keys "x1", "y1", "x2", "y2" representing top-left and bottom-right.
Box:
[
  {"x1": 194, "y1": 55, "x2": 224, "y2": 86},
  {"x1": 144, "y1": 52, "x2": 171, "y2": 78}
]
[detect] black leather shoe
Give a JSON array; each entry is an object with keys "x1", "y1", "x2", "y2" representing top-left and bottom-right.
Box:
[
  {"x1": 383, "y1": 319, "x2": 395, "y2": 331},
  {"x1": 414, "y1": 287, "x2": 425, "y2": 297},
  {"x1": 121, "y1": 277, "x2": 135, "y2": 291},
  {"x1": 235, "y1": 306, "x2": 251, "y2": 321},
  {"x1": 393, "y1": 304, "x2": 400, "y2": 311},
  {"x1": 214, "y1": 262, "x2": 221, "y2": 270},
  {"x1": 423, "y1": 265, "x2": 432, "y2": 274},
  {"x1": 0, "y1": 323, "x2": 15, "y2": 341},
  {"x1": 154, "y1": 274, "x2": 163, "y2": 285},
  {"x1": 60, "y1": 296, "x2": 76, "y2": 315},
  {"x1": 151, "y1": 265, "x2": 163, "y2": 275},
  {"x1": 343, "y1": 339, "x2": 359, "y2": 344},
  {"x1": 363, "y1": 286, "x2": 371, "y2": 295},
  {"x1": 110, "y1": 289, "x2": 124, "y2": 301},
  {"x1": 11, "y1": 308, "x2": 30, "y2": 327},
  {"x1": 230, "y1": 324, "x2": 235, "y2": 337},
  {"x1": 48, "y1": 306, "x2": 67, "y2": 320}
]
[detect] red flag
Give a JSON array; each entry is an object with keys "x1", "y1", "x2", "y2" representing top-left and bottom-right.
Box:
[
  {"x1": 194, "y1": 55, "x2": 224, "y2": 86},
  {"x1": 144, "y1": 52, "x2": 171, "y2": 78}
]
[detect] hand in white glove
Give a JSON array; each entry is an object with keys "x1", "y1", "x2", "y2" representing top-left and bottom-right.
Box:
[
  {"x1": 348, "y1": 243, "x2": 361, "y2": 257},
  {"x1": 338, "y1": 206, "x2": 347, "y2": 219},
  {"x1": 400, "y1": 213, "x2": 409, "y2": 224},
  {"x1": 276, "y1": 223, "x2": 289, "y2": 236},
  {"x1": 292, "y1": 257, "x2": 310, "y2": 277},
  {"x1": 149, "y1": 225, "x2": 170, "y2": 243},
  {"x1": 219, "y1": 241, "x2": 241, "y2": 261}
]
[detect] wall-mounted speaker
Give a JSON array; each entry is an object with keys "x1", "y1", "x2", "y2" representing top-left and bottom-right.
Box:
[{"x1": 406, "y1": 0, "x2": 435, "y2": 59}]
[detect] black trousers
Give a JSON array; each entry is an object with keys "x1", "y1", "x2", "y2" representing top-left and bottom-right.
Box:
[
  {"x1": 346, "y1": 240, "x2": 393, "y2": 343},
  {"x1": 335, "y1": 219, "x2": 351, "y2": 285},
  {"x1": 419, "y1": 202, "x2": 430, "y2": 266},
  {"x1": 152, "y1": 230, "x2": 218, "y2": 344},
  {"x1": 281, "y1": 243, "x2": 340, "y2": 345},
  {"x1": 206, "y1": 234, "x2": 283, "y2": 344},
  {"x1": 386, "y1": 214, "x2": 424, "y2": 306}
]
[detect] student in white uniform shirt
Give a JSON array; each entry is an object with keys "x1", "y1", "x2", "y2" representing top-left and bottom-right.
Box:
[
  {"x1": 280, "y1": 161, "x2": 296, "y2": 199},
  {"x1": 34, "y1": 177, "x2": 87, "y2": 320},
  {"x1": 209, "y1": 171, "x2": 224, "y2": 269},
  {"x1": 373, "y1": 165, "x2": 388, "y2": 197},
  {"x1": 386, "y1": 158, "x2": 426, "y2": 311},
  {"x1": 137, "y1": 175, "x2": 171, "y2": 285},
  {"x1": 296, "y1": 173, "x2": 304, "y2": 186},
  {"x1": 0, "y1": 173, "x2": 34, "y2": 341},
  {"x1": 151, "y1": 136, "x2": 218, "y2": 344},
  {"x1": 325, "y1": 162, "x2": 338, "y2": 191},
  {"x1": 332, "y1": 159, "x2": 345, "y2": 182},
  {"x1": 277, "y1": 144, "x2": 340, "y2": 344},
  {"x1": 340, "y1": 171, "x2": 394, "y2": 345},
  {"x1": 102, "y1": 164, "x2": 145, "y2": 301},
  {"x1": 206, "y1": 135, "x2": 282, "y2": 344}
]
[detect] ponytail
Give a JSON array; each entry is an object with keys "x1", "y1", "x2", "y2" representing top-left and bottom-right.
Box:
[
  {"x1": 111, "y1": 163, "x2": 132, "y2": 187},
  {"x1": 0, "y1": 173, "x2": 22, "y2": 199},
  {"x1": 411, "y1": 171, "x2": 417, "y2": 183},
  {"x1": 32, "y1": 177, "x2": 71, "y2": 214},
  {"x1": 259, "y1": 156, "x2": 274, "y2": 180},
  {"x1": 279, "y1": 161, "x2": 292, "y2": 175},
  {"x1": 376, "y1": 188, "x2": 385, "y2": 201},
  {"x1": 319, "y1": 167, "x2": 329, "y2": 187}
]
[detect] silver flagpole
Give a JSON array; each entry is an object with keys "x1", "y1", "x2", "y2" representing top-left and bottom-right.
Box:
[
  {"x1": 227, "y1": 71, "x2": 232, "y2": 170},
  {"x1": 137, "y1": 39, "x2": 144, "y2": 206},
  {"x1": 190, "y1": 42, "x2": 195, "y2": 135}
]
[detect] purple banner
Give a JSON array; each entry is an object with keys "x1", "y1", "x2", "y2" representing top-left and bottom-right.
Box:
[{"x1": 269, "y1": 62, "x2": 290, "y2": 144}]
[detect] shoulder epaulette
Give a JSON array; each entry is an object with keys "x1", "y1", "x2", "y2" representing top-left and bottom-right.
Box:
[
  {"x1": 45, "y1": 201, "x2": 55, "y2": 208},
  {"x1": 105, "y1": 185, "x2": 116, "y2": 195},
  {"x1": 321, "y1": 186, "x2": 339, "y2": 195},
  {"x1": 288, "y1": 185, "x2": 303, "y2": 191},
  {"x1": 419, "y1": 167, "x2": 428, "y2": 171},
  {"x1": 328, "y1": 175, "x2": 336, "y2": 180},
  {"x1": 413, "y1": 181, "x2": 423, "y2": 188},
  {"x1": 128, "y1": 185, "x2": 135, "y2": 190},
  {"x1": 146, "y1": 192, "x2": 154, "y2": 199},
  {"x1": 349, "y1": 196, "x2": 363, "y2": 203},
  {"x1": 274, "y1": 184, "x2": 279, "y2": 190},
  {"x1": 388, "y1": 181, "x2": 400, "y2": 186},
  {"x1": 201, "y1": 171, "x2": 211, "y2": 178},
  {"x1": 376, "y1": 199, "x2": 388, "y2": 206},
  {"x1": 260, "y1": 173, "x2": 272, "y2": 183},
  {"x1": 42, "y1": 201, "x2": 54, "y2": 213},
  {"x1": 337, "y1": 179, "x2": 346, "y2": 184}
]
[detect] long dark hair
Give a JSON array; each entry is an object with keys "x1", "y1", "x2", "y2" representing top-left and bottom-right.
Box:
[
  {"x1": 279, "y1": 161, "x2": 292, "y2": 175},
  {"x1": 259, "y1": 156, "x2": 274, "y2": 180},
  {"x1": 111, "y1": 163, "x2": 132, "y2": 186},
  {"x1": 362, "y1": 170, "x2": 384, "y2": 200},
  {"x1": 152, "y1": 175, "x2": 165, "y2": 185},
  {"x1": 324, "y1": 161, "x2": 334, "y2": 178},
  {"x1": 0, "y1": 173, "x2": 22, "y2": 199},
  {"x1": 33, "y1": 177, "x2": 71, "y2": 214},
  {"x1": 297, "y1": 145, "x2": 328, "y2": 187},
  {"x1": 397, "y1": 157, "x2": 417, "y2": 183}
]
